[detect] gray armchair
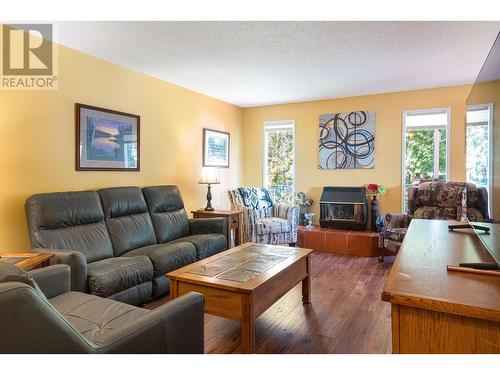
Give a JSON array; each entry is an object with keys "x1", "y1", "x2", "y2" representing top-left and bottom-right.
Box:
[
  {"x1": 228, "y1": 187, "x2": 299, "y2": 246},
  {"x1": 0, "y1": 262, "x2": 205, "y2": 354}
]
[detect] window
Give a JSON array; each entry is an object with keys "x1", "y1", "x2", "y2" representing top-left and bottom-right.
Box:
[
  {"x1": 263, "y1": 121, "x2": 295, "y2": 204},
  {"x1": 402, "y1": 109, "x2": 450, "y2": 211},
  {"x1": 466, "y1": 104, "x2": 493, "y2": 216}
]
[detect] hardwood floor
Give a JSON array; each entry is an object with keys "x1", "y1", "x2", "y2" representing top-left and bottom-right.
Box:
[{"x1": 145, "y1": 251, "x2": 394, "y2": 354}]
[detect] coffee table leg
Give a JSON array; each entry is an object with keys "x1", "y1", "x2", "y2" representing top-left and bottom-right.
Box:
[
  {"x1": 240, "y1": 295, "x2": 255, "y2": 353},
  {"x1": 169, "y1": 279, "x2": 178, "y2": 300},
  {"x1": 302, "y1": 256, "x2": 311, "y2": 304}
]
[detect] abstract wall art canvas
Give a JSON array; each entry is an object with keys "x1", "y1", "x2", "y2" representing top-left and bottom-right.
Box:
[
  {"x1": 203, "y1": 128, "x2": 230, "y2": 168},
  {"x1": 319, "y1": 111, "x2": 375, "y2": 169},
  {"x1": 76, "y1": 103, "x2": 140, "y2": 171}
]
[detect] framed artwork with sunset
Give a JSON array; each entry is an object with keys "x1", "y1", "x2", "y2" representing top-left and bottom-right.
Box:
[{"x1": 75, "y1": 103, "x2": 140, "y2": 171}]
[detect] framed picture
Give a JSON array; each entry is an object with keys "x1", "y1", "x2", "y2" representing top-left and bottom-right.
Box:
[
  {"x1": 203, "y1": 128, "x2": 230, "y2": 168},
  {"x1": 75, "y1": 103, "x2": 140, "y2": 171}
]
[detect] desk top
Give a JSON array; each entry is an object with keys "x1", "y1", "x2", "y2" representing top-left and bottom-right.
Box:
[{"x1": 381, "y1": 219, "x2": 500, "y2": 322}]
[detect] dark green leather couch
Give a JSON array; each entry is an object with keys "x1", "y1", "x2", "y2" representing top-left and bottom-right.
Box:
[{"x1": 25, "y1": 185, "x2": 227, "y2": 305}]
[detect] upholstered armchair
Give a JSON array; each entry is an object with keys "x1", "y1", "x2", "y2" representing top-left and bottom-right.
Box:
[
  {"x1": 228, "y1": 187, "x2": 299, "y2": 246},
  {"x1": 379, "y1": 181, "x2": 489, "y2": 261}
]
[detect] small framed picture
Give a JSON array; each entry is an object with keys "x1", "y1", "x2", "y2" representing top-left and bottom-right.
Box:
[
  {"x1": 76, "y1": 103, "x2": 140, "y2": 171},
  {"x1": 203, "y1": 128, "x2": 230, "y2": 168}
]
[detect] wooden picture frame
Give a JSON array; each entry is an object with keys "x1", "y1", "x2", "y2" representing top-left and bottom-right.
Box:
[
  {"x1": 75, "y1": 103, "x2": 140, "y2": 171},
  {"x1": 203, "y1": 128, "x2": 230, "y2": 168}
]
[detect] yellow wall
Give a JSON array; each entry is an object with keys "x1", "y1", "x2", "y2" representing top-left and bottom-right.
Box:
[
  {"x1": 0, "y1": 45, "x2": 242, "y2": 252},
  {"x1": 0, "y1": 41, "x2": 476, "y2": 251},
  {"x1": 241, "y1": 85, "x2": 471, "y2": 224}
]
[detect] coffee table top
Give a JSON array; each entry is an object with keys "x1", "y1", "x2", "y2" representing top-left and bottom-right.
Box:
[{"x1": 167, "y1": 243, "x2": 312, "y2": 293}]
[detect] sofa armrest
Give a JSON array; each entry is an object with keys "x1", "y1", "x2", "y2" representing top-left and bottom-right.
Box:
[
  {"x1": 477, "y1": 186, "x2": 490, "y2": 221},
  {"x1": 274, "y1": 203, "x2": 300, "y2": 223},
  {"x1": 0, "y1": 283, "x2": 93, "y2": 353},
  {"x1": 407, "y1": 186, "x2": 418, "y2": 215},
  {"x1": 230, "y1": 204, "x2": 263, "y2": 243},
  {"x1": 189, "y1": 217, "x2": 227, "y2": 237},
  {"x1": 96, "y1": 291, "x2": 205, "y2": 354},
  {"x1": 29, "y1": 264, "x2": 71, "y2": 299},
  {"x1": 32, "y1": 248, "x2": 88, "y2": 293},
  {"x1": 383, "y1": 213, "x2": 412, "y2": 231}
]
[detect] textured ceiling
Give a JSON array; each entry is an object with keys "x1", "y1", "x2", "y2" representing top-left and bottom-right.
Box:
[{"x1": 55, "y1": 21, "x2": 500, "y2": 107}]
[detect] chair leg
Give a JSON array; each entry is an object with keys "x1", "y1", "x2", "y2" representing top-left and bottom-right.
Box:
[{"x1": 378, "y1": 241, "x2": 385, "y2": 263}]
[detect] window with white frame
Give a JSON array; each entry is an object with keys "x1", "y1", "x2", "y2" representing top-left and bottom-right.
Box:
[
  {"x1": 402, "y1": 109, "x2": 450, "y2": 211},
  {"x1": 466, "y1": 104, "x2": 493, "y2": 216},
  {"x1": 263, "y1": 121, "x2": 295, "y2": 204}
]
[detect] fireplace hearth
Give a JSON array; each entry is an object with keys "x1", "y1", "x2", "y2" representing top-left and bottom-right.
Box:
[{"x1": 319, "y1": 186, "x2": 368, "y2": 230}]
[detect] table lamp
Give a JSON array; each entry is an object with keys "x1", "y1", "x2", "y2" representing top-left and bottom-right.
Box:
[{"x1": 199, "y1": 167, "x2": 220, "y2": 211}]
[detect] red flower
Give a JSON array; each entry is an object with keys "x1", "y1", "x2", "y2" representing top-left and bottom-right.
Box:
[{"x1": 367, "y1": 184, "x2": 378, "y2": 193}]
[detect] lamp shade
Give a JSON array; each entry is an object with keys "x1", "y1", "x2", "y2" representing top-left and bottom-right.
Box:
[{"x1": 199, "y1": 167, "x2": 220, "y2": 184}]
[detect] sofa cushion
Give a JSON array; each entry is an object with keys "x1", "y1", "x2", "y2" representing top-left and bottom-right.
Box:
[
  {"x1": 49, "y1": 291, "x2": 149, "y2": 345},
  {"x1": 413, "y1": 206, "x2": 457, "y2": 220},
  {"x1": 87, "y1": 256, "x2": 153, "y2": 298},
  {"x1": 171, "y1": 234, "x2": 227, "y2": 260},
  {"x1": 106, "y1": 282, "x2": 153, "y2": 306},
  {"x1": 142, "y1": 186, "x2": 190, "y2": 243},
  {"x1": 98, "y1": 187, "x2": 157, "y2": 256},
  {"x1": 436, "y1": 183, "x2": 465, "y2": 208},
  {"x1": 25, "y1": 191, "x2": 114, "y2": 263},
  {"x1": 255, "y1": 217, "x2": 291, "y2": 235},
  {"x1": 122, "y1": 242, "x2": 197, "y2": 277},
  {"x1": 414, "y1": 181, "x2": 469, "y2": 208}
]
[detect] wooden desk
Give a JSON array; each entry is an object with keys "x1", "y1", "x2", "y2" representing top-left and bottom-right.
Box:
[
  {"x1": 381, "y1": 219, "x2": 500, "y2": 353},
  {"x1": 0, "y1": 252, "x2": 54, "y2": 271},
  {"x1": 191, "y1": 209, "x2": 243, "y2": 249}
]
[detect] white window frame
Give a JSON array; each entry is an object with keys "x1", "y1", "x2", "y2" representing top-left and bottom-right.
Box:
[
  {"x1": 401, "y1": 107, "x2": 451, "y2": 212},
  {"x1": 263, "y1": 120, "x2": 296, "y2": 199},
  {"x1": 466, "y1": 103, "x2": 494, "y2": 217}
]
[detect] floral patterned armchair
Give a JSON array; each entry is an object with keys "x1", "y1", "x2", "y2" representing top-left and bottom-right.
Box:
[
  {"x1": 228, "y1": 187, "x2": 299, "y2": 246},
  {"x1": 379, "y1": 181, "x2": 489, "y2": 261}
]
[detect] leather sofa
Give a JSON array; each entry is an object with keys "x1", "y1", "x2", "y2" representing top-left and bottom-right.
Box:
[
  {"x1": 0, "y1": 262, "x2": 204, "y2": 353},
  {"x1": 25, "y1": 185, "x2": 227, "y2": 305}
]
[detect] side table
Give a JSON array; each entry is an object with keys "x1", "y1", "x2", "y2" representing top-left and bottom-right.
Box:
[
  {"x1": 191, "y1": 209, "x2": 243, "y2": 249},
  {"x1": 0, "y1": 252, "x2": 54, "y2": 271}
]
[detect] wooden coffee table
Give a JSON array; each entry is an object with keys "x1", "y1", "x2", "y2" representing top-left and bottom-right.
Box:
[
  {"x1": 167, "y1": 243, "x2": 313, "y2": 353},
  {"x1": 0, "y1": 252, "x2": 54, "y2": 271}
]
